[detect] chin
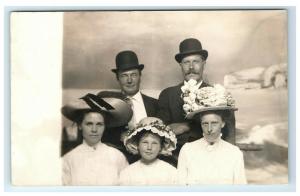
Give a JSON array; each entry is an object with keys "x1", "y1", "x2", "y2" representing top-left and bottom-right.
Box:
[
  {"x1": 125, "y1": 89, "x2": 138, "y2": 95},
  {"x1": 186, "y1": 76, "x2": 200, "y2": 82}
]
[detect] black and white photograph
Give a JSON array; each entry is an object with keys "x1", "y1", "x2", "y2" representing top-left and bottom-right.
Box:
[{"x1": 10, "y1": 10, "x2": 290, "y2": 188}]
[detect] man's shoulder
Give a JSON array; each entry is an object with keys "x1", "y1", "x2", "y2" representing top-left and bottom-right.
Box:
[
  {"x1": 97, "y1": 90, "x2": 123, "y2": 98},
  {"x1": 201, "y1": 81, "x2": 211, "y2": 88},
  {"x1": 160, "y1": 83, "x2": 183, "y2": 95},
  {"x1": 141, "y1": 93, "x2": 157, "y2": 102}
]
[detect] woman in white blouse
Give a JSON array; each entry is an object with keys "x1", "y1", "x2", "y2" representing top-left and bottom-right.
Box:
[
  {"x1": 177, "y1": 84, "x2": 247, "y2": 185},
  {"x1": 61, "y1": 93, "x2": 132, "y2": 185},
  {"x1": 119, "y1": 117, "x2": 177, "y2": 185}
]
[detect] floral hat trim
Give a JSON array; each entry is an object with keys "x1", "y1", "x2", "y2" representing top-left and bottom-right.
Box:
[
  {"x1": 123, "y1": 120, "x2": 177, "y2": 156},
  {"x1": 181, "y1": 80, "x2": 237, "y2": 119}
]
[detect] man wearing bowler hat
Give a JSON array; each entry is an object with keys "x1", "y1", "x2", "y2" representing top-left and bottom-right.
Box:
[
  {"x1": 97, "y1": 50, "x2": 158, "y2": 163},
  {"x1": 157, "y1": 38, "x2": 236, "y2": 166}
]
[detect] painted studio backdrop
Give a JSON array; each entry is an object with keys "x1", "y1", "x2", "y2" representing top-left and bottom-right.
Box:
[
  {"x1": 11, "y1": 10, "x2": 288, "y2": 185},
  {"x1": 62, "y1": 11, "x2": 288, "y2": 184}
]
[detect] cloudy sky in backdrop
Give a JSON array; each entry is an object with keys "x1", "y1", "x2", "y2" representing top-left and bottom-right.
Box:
[{"x1": 62, "y1": 10, "x2": 287, "y2": 90}]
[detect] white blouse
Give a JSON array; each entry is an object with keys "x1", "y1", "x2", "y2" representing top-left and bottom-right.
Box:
[
  {"x1": 62, "y1": 141, "x2": 128, "y2": 185},
  {"x1": 119, "y1": 159, "x2": 177, "y2": 185},
  {"x1": 177, "y1": 138, "x2": 247, "y2": 185}
]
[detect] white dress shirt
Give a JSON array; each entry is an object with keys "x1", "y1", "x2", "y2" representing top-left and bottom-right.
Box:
[
  {"x1": 183, "y1": 80, "x2": 203, "y2": 88},
  {"x1": 126, "y1": 91, "x2": 148, "y2": 128},
  {"x1": 62, "y1": 141, "x2": 128, "y2": 185},
  {"x1": 177, "y1": 138, "x2": 247, "y2": 185}
]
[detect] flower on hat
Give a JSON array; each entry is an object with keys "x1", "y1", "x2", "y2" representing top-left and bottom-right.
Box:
[
  {"x1": 181, "y1": 81, "x2": 236, "y2": 116},
  {"x1": 124, "y1": 118, "x2": 177, "y2": 156}
]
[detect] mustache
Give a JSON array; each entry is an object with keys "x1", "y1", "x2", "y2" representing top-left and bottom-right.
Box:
[{"x1": 185, "y1": 71, "x2": 199, "y2": 75}]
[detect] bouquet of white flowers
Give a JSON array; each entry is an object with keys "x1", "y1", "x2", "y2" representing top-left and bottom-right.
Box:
[{"x1": 181, "y1": 80, "x2": 236, "y2": 116}]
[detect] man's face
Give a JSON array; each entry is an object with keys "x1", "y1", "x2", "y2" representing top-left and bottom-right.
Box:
[
  {"x1": 80, "y1": 112, "x2": 105, "y2": 147},
  {"x1": 180, "y1": 54, "x2": 206, "y2": 82},
  {"x1": 117, "y1": 69, "x2": 141, "y2": 96},
  {"x1": 200, "y1": 113, "x2": 225, "y2": 144},
  {"x1": 138, "y1": 132, "x2": 162, "y2": 164}
]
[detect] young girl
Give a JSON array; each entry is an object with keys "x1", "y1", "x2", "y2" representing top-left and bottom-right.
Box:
[{"x1": 119, "y1": 117, "x2": 177, "y2": 185}]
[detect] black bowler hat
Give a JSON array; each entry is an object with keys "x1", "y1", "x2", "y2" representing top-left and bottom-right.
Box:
[
  {"x1": 175, "y1": 38, "x2": 208, "y2": 63},
  {"x1": 111, "y1": 50, "x2": 144, "y2": 73}
]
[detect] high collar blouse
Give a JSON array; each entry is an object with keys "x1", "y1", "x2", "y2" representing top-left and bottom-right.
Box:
[
  {"x1": 62, "y1": 141, "x2": 128, "y2": 185},
  {"x1": 177, "y1": 138, "x2": 247, "y2": 185}
]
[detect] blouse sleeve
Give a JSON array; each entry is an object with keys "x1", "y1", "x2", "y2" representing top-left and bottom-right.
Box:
[
  {"x1": 62, "y1": 157, "x2": 71, "y2": 185},
  {"x1": 177, "y1": 144, "x2": 189, "y2": 185},
  {"x1": 119, "y1": 170, "x2": 127, "y2": 186},
  {"x1": 117, "y1": 151, "x2": 129, "y2": 174},
  {"x1": 233, "y1": 150, "x2": 247, "y2": 184}
]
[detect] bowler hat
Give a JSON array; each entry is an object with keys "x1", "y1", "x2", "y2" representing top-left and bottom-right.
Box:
[
  {"x1": 61, "y1": 93, "x2": 133, "y2": 128},
  {"x1": 111, "y1": 50, "x2": 144, "y2": 73},
  {"x1": 175, "y1": 38, "x2": 208, "y2": 63}
]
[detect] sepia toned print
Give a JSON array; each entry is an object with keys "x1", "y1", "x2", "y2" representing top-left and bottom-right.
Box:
[{"x1": 11, "y1": 10, "x2": 288, "y2": 186}]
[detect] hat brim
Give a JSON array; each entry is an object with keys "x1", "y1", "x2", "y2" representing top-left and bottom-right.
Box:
[
  {"x1": 186, "y1": 106, "x2": 238, "y2": 120},
  {"x1": 175, "y1": 50, "x2": 208, "y2": 63},
  {"x1": 124, "y1": 125, "x2": 177, "y2": 156},
  {"x1": 111, "y1": 64, "x2": 144, "y2": 73},
  {"x1": 62, "y1": 97, "x2": 133, "y2": 128}
]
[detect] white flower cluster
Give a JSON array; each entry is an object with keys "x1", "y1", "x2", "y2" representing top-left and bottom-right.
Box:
[{"x1": 181, "y1": 80, "x2": 235, "y2": 114}]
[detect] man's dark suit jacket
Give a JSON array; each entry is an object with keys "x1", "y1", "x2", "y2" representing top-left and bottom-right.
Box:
[{"x1": 157, "y1": 82, "x2": 236, "y2": 166}]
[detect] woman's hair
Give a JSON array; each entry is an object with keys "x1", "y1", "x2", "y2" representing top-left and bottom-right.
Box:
[
  {"x1": 74, "y1": 109, "x2": 108, "y2": 125},
  {"x1": 194, "y1": 110, "x2": 228, "y2": 122}
]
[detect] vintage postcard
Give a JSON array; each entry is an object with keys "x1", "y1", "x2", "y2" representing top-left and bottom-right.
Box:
[{"x1": 10, "y1": 10, "x2": 289, "y2": 188}]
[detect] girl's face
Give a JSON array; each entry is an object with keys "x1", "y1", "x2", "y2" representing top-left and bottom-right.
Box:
[
  {"x1": 138, "y1": 132, "x2": 162, "y2": 164},
  {"x1": 80, "y1": 112, "x2": 105, "y2": 147}
]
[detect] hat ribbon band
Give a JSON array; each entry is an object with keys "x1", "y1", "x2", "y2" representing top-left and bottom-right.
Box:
[{"x1": 81, "y1": 93, "x2": 114, "y2": 112}]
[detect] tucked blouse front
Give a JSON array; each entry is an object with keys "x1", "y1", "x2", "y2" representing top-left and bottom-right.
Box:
[
  {"x1": 62, "y1": 141, "x2": 128, "y2": 185},
  {"x1": 119, "y1": 159, "x2": 177, "y2": 185},
  {"x1": 177, "y1": 138, "x2": 247, "y2": 185}
]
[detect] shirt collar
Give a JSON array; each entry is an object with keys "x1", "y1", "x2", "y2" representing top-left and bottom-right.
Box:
[
  {"x1": 183, "y1": 80, "x2": 203, "y2": 89},
  {"x1": 200, "y1": 136, "x2": 222, "y2": 152},
  {"x1": 127, "y1": 91, "x2": 143, "y2": 102},
  {"x1": 83, "y1": 140, "x2": 103, "y2": 150}
]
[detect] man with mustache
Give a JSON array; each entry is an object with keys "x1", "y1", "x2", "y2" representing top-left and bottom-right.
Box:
[{"x1": 157, "y1": 38, "x2": 236, "y2": 166}]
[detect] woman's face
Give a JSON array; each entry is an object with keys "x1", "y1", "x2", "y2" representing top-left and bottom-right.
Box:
[
  {"x1": 200, "y1": 113, "x2": 225, "y2": 144},
  {"x1": 80, "y1": 112, "x2": 105, "y2": 147},
  {"x1": 138, "y1": 132, "x2": 162, "y2": 164}
]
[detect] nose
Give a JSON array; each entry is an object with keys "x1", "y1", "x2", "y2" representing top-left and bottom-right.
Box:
[
  {"x1": 147, "y1": 143, "x2": 152, "y2": 150},
  {"x1": 207, "y1": 124, "x2": 213, "y2": 134},
  {"x1": 127, "y1": 76, "x2": 133, "y2": 83},
  {"x1": 91, "y1": 125, "x2": 97, "y2": 133}
]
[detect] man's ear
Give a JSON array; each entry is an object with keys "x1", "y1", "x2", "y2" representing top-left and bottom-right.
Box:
[{"x1": 221, "y1": 121, "x2": 225, "y2": 128}]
